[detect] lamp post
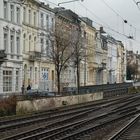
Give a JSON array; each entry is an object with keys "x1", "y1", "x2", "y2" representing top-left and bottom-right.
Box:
[{"x1": 58, "y1": 0, "x2": 84, "y2": 6}]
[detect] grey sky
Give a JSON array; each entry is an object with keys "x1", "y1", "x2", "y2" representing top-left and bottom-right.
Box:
[{"x1": 41, "y1": 0, "x2": 140, "y2": 52}]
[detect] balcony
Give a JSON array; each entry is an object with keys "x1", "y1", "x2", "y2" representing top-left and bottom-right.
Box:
[
  {"x1": 29, "y1": 51, "x2": 41, "y2": 61},
  {"x1": 0, "y1": 50, "x2": 6, "y2": 64},
  {"x1": 97, "y1": 63, "x2": 106, "y2": 71}
]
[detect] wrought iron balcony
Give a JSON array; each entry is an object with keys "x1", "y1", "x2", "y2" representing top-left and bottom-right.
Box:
[
  {"x1": 29, "y1": 51, "x2": 41, "y2": 61},
  {"x1": 97, "y1": 63, "x2": 106, "y2": 71}
]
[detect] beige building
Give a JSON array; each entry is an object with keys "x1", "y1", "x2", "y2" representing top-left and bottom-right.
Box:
[
  {"x1": 81, "y1": 17, "x2": 97, "y2": 86},
  {"x1": 22, "y1": 0, "x2": 55, "y2": 91},
  {"x1": 94, "y1": 28, "x2": 108, "y2": 85},
  {"x1": 116, "y1": 41, "x2": 125, "y2": 83}
]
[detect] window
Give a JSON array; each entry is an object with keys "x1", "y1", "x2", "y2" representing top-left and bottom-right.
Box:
[
  {"x1": 23, "y1": 7, "x2": 26, "y2": 22},
  {"x1": 29, "y1": 67, "x2": 32, "y2": 81},
  {"x1": 16, "y1": 7, "x2": 20, "y2": 24},
  {"x1": 10, "y1": 33, "x2": 14, "y2": 58},
  {"x1": 52, "y1": 70, "x2": 54, "y2": 81},
  {"x1": 16, "y1": 36, "x2": 20, "y2": 55},
  {"x1": 4, "y1": 1, "x2": 8, "y2": 19},
  {"x1": 41, "y1": 38, "x2": 44, "y2": 53},
  {"x1": 10, "y1": 5, "x2": 14, "y2": 22},
  {"x1": 34, "y1": 36, "x2": 36, "y2": 50},
  {"x1": 23, "y1": 34, "x2": 26, "y2": 52},
  {"x1": 41, "y1": 13, "x2": 44, "y2": 28},
  {"x1": 41, "y1": 68, "x2": 48, "y2": 80},
  {"x1": 15, "y1": 70, "x2": 19, "y2": 91},
  {"x1": 29, "y1": 9, "x2": 31, "y2": 24},
  {"x1": 3, "y1": 70, "x2": 12, "y2": 92},
  {"x1": 35, "y1": 67, "x2": 37, "y2": 83},
  {"x1": 4, "y1": 31, "x2": 8, "y2": 53},
  {"x1": 29, "y1": 35, "x2": 31, "y2": 52},
  {"x1": 46, "y1": 15, "x2": 49, "y2": 30},
  {"x1": 46, "y1": 40, "x2": 49, "y2": 56},
  {"x1": 34, "y1": 12, "x2": 36, "y2": 26},
  {"x1": 51, "y1": 18, "x2": 54, "y2": 30}
]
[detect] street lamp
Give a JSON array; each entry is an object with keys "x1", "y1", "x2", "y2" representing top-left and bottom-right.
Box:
[{"x1": 58, "y1": 0, "x2": 84, "y2": 6}]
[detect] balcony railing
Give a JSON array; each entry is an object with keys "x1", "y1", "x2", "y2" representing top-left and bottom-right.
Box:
[
  {"x1": 97, "y1": 63, "x2": 106, "y2": 71},
  {"x1": 29, "y1": 51, "x2": 41, "y2": 61}
]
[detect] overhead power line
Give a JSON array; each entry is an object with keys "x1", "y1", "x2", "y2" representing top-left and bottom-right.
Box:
[
  {"x1": 42, "y1": 0, "x2": 140, "y2": 45},
  {"x1": 101, "y1": 0, "x2": 140, "y2": 38},
  {"x1": 78, "y1": 2, "x2": 140, "y2": 43},
  {"x1": 133, "y1": 0, "x2": 140, "y2": 11}
]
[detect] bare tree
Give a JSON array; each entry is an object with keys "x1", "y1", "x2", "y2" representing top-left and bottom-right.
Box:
[
  {"x1": 72, "y1": 28, "x2": 87, "y2": 94},
  {"x1": 48, "y1": 19, "x2": 75, "y2": 94}
]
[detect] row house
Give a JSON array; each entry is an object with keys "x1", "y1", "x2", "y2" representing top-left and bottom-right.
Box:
[
  {"x1": 116, "y1": 41, "x2": 125, "y2": 83},
  {"x1": 22, "y1": 0, "x2": 40, "y2": 90},
  {"x1": 107, "y1": 36, "x2": 118, "y2": 83},
  {"x1": 94, "y1": 28, "x2": 107, "y2": 85},
  {"x1": 0, "y1": 0, "x2": 55, "y2": 94},
  {"x1": 106, "y1": 36, "x2": 125, "y2": 83},
  {"x1": 55, "y1": 9, "x2": 126, "y2": 90},
  {"x1": 80, "y1": 17, "x2": 96, "y2": 86},
  {"x1": 0, "y1": 0, "x2": 23, "y2": 94},
  {"x1": 55, "y1": 8, "x2": 81, "y2": 89},
  {"x1": 38, "y1": 3, "x2": 55, "y2": 91},
  {"x1": 22, "y1": 0, "x2": 55, "y2": 91},
  {"x1": 0, "y1": 1, "x2": 127, "y2": 94}
]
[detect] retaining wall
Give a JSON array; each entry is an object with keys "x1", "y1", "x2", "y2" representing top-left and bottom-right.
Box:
[{"x1": 16, "y1": 92, "x2": 103, "y2": 113}]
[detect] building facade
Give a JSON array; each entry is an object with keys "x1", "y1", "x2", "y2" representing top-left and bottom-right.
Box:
[
  {"x1": 38, "y1": 2, "x2": 55, "y2": 91},
  {"x1": 0, "y1": 1, "x2": 128, "y2": 94},
  {"x1": 81, "y1": 17, "x2": 97, "y2": 86},
  {"x1": 22, "y1": 0, "x2": 55, "y2": 91},
  {"x1": 0, "y1": 0, "x2": 23, "y2": 94}
]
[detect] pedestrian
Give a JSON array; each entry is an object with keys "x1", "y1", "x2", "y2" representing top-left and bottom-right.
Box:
[
  {"x1": 27, "y1": 84, "x2": 31, "y2": 91},
  {"x1": 21, "y1": 84, "x2": 25, "y2": 94}
]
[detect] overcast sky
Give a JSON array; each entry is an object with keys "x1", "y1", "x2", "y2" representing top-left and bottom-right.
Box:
[{"x1": 41, "y1": 0, "x2": 140, "y2": 52}]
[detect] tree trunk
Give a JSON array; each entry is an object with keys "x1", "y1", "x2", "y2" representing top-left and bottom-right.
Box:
[
  {"x1": 76, "y1": 60, "x2": 80, "y2": 94},
  {"x1": 57, "y1": 71, "x2": 61, "y2": 95}
]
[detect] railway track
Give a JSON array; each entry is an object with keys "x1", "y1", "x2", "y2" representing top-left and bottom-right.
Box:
[
  {"x1": 1, "y1": 94, "x2": 140, "y2": 140},
  {"x1": 108, "y1": 114, "x2": 140, "y2": 140}
]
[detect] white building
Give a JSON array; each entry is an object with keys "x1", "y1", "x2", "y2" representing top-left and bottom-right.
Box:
[
  {"x1": 107, "y1": 36, "x2": 118, "y2": 83},
  {"x1": 38, "y1": 2, "x2": 55, "y2": 91},
  {"x1": 0, "y1": 0, "x2": 23, "y2": 94}
]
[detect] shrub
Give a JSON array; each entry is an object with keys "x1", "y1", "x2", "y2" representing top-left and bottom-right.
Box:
[{"x1": 0, "y1": 96, "x2": 17, "y2": 117}]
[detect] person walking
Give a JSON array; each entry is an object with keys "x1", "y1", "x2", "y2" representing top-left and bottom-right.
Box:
[
  {"x1": 21, "y1": 84, "x2": 25, "y2": 94},
  {"x1": 27, "y1": 84, "x2": 31, "y2": 91}
]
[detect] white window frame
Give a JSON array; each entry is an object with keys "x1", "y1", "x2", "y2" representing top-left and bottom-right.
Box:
[
  {"x1": 4, "y1": 30, "x2": 8, "y2": 53},
  {"x1": 16, "y1": 35, "x2": 20, "y2": 56},
  {"x1": 4, "y1": 1, "x2": 8, "y2": 19},
  {"x1": 15, "y1": 70, "x2": 19, "y2": 91},
  {"x1": 34, "y1": 12, "x2": 36, "y2": 26},
  {"x1": 16, "y1": 7, "x2": 20, "y2": 24},
  {"x1": 3, "y1": 70, "x2": 12, "y2": 92},
  {"x1": 10, "y1": 31, "x2": 14, "y2": 58},
  {"x1": 41, "y1": 13, "x2": 44, "y2": 28},
  {"x1": 23, "y1": 33, "x2": 26, "y2": 52},
  {"x1": 23, "y1": 7, "x2": 26, "y2": 22},
  {"x1": 29, "y1": 35, "x2": 31, "y2": 52},
  {"x1": 29, "y1": 9, "x2": 31, "y2": 24},
  {"x1": 10, "y1": 5, "x2": 14, "y2": 22},
  {"x1": 41, "y1": 38, "x2": 44, "y2": 53}
]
